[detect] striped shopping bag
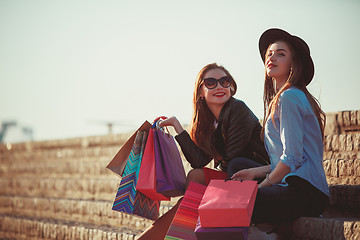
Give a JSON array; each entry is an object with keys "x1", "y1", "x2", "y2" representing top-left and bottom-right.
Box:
[
  {"x1": 112, "y1": 130, "x2": 160, "y2": 220},
  {"x1": 164, "y1": 181, "x2": 207, "y2": 240}
]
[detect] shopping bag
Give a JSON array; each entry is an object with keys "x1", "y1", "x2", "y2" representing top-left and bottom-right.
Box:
[
  {"x1": 194, "y1": 217, "x2": 248, "y2": 240},
  {"x1": 164, "y1": 181, "x2": 207, "y2": 240},
  {"x1": 137, "y1": 127, "x2": 170, "y2": 201},
  {"x1": 112, "y1": 130, "x2": 160, "y2": 220},
  {"x1": 198, "y1": 180, "x2": 258, "y2": 227},
  {"x1": 106, "y1": 121, "x2": 152, "y2": 177},
  {"x1": 154, "y1": 128, "x2": 186, "y2": 197}
]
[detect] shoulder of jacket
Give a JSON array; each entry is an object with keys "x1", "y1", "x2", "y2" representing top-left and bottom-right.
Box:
[
  {"x1": 227, "y1": 97, "x2": 246, "y2": 110},
  {"x1": 280, "y1": 87, "x2": 305, "y2": 101}
]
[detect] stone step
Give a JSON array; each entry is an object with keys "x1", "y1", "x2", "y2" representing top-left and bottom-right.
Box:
[
  {"x1": 0, "y1": 145, "x2": 120, "y2": 162},
  {"x1": 0, "y1": 157, "x2": 114, "y2": 178},
  {"x1": 0, "y1": 133, "x2": 131, "y2": 153},
  {"x1": 0, "y1": 214, "x2": 139, "y2": 240},
  {"x1": 292, "y1": 215, "x2": 360, "y2": 240},
  {"x1": 0, "y1": 195, "x2": 177, "y2": 230},
  {"x1": 0, "y1": 154, "x2": 191, "y2": 178},
  {"x1": 0, "y1": 177, "x2": 119, "y2": 201},
  {"x1": 323, "y1": 158, "x2": 360, "y2": 185},
  {"x1": 329, "y1": 185, "x2": 360, "y2": 208}
]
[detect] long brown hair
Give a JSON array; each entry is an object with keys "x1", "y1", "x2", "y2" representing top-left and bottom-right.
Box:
[
  {"x1": 262, "y1": 41, "x2": 326, "y2": 139},
  {"x1": 189, "y1": 63, "x2": 237, "y2": 160}
]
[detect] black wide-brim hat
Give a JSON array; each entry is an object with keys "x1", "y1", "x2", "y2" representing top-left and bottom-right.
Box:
[{"x1": 259, "y1": 28, "x2": 314, "y2": 86}]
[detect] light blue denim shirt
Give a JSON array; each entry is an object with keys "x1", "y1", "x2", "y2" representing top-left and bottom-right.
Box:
[{"x1": 264, "y1": 87, "x2": 329, "y2": 196}]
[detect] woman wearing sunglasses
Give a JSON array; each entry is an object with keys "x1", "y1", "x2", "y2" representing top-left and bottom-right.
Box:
[
  {"x1": 138, "y1": 63, "x2": 269, "y2": 239},
  {"x1": 160, "y1": 63, "x2": 269, "y2": 186}
]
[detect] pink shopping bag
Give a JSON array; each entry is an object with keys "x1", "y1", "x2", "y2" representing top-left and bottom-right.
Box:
[{"x1": 198, "y1": 180, "x2": 258, "y2": 227}]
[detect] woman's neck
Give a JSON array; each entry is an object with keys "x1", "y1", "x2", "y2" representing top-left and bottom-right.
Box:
[
  {"x1": 208, "y1": 104, "x2": 224, "y2": 121},
  {"x1": 274, "y1": 77, "x2": 287, "y2": 92}
]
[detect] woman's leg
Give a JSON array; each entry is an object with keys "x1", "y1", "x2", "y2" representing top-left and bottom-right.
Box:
[
  {"x1": 252, "y1": 177, "x2": 329, "y2": 224},
  {"x1": 185, "y1": 168, "x2": 207, "y2": 189}
]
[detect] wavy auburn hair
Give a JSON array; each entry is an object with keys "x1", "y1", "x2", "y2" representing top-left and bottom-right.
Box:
[
  {"x1": 189, "y1": 63, "x2": 237, "y2": 161},
  {"x1": 262, "y1": 41, "x2": 326, "y2": 139}
]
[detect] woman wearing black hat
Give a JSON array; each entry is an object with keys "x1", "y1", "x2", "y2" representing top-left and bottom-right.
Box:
[{"x1": 231, "y1": 28, "x2": 330, "y2": 225}]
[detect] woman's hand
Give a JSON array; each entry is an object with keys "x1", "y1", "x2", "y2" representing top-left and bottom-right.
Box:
[
  {"x1": 231, "y1": 168, "x2": 257, "y2": 181},
  {"x1": 231, "y1": 165, "x2": 271, "y2": 181},
  {"x1": 158, "y1": 116, "x2": 184, "y2": 135}
]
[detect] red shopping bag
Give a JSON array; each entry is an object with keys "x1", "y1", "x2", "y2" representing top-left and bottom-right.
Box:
[
  {"x1": 198, "y1": 180, "x2": 258, "y2": 227},
  {"x1": 137, "y1": 127, "x2": 170, "y2": 201}
]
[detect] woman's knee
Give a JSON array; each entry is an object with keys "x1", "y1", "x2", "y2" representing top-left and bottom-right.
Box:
[{"x1": 185, "y1": 168, "x2": 206, "y2": 188}]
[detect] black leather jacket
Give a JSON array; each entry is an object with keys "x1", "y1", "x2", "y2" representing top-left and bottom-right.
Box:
[{"x1": 175, "y1": 97, "x2": 269, "y2": 171}]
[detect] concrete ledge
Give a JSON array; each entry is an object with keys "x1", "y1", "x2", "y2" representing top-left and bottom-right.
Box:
[
  {"x1": 292, "y1": 216, "x2": 360, "y2": 240},
  {"x1": 329, "y1": 185, "x2": 360, "y2": 209}
]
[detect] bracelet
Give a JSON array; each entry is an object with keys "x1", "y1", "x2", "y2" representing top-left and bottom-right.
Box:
[{"x1": 266, "y1": 173, "x2": 274, "y2": 186}]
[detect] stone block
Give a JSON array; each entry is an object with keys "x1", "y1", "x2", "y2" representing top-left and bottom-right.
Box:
[
  {"x1": 343, "y1": 111, "x2": 351, "y2": 127},
  {"x1": 330, "y1": 159, "x2": 339, "y2": 177},
  {"x1": 355, "y1": 134, "x2": 360, "y2": 151},
  {"x1": 355, "y1": 159, "x2": 360, "y2": 177},
  {"x1": 337, "y1": 112, "x2": 344, "y2": 127},
  {"x1": 339, "y1": 135, "x2": 347, "y2": 152},
  {"x1": 325, "y1": 135, "x2": 332, "y2": 151},
  {"x1": 351, "y1": 111, "x2": 358, "y2": 125},
  {"x1": 325, "y1": 112, "x2": 339, "y2": 135},
  {"x1": 323, "y1": 160, "x2": 331, "y2": 176},
  {"x1": 338, "y1": 159, "x2": 354, "y2": 177},
  {"x1": 347, "y1": 134, "x2": 354, "y2": 151},
  {"x1": 331, "y1": 135, "x2": 339, "y2": 151}
]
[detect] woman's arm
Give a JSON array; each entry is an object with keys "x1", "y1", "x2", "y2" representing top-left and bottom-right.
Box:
[
  {"x1": 158, "y1": 116, "x2": 184, "y2": 134},
  {"x1": 258, "y1": 161, "x2": 290, "y2": 188},
  {"x1": 259, "y1": 90, "x2": 305, "y2": 188},
  {"x1": 158, "y1": 116, "x2": 212, "y2": 168}
]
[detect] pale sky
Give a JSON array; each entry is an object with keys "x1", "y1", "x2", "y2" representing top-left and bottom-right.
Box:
[{"x1": 1, "y1": 0, "x2": 359, "y2": 142}]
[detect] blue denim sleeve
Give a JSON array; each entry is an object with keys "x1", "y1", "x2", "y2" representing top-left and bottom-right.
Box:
[{"x1": 278, "y1": 91, "x2": 305, "y2": 172}]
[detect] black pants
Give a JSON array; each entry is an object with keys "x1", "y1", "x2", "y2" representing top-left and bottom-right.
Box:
[{"x1": 227, "y1": 157, "x2": 329, "y2": 224}]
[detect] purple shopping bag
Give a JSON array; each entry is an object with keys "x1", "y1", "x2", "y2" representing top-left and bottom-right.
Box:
[
  {"x1": 153, "y1": 128, "x2": 186, "y2": 197},
  {"x1": 195, "y1": 217, "x2": 248, "y2": 240}
]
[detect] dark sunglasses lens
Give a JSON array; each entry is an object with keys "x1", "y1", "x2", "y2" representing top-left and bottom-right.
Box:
[
  {"x1": 204, "y1": 78, "x2": 217, "y2": 89},
  {"x1": 219, "y1": 77, "x2": 231, "y2": 88}
]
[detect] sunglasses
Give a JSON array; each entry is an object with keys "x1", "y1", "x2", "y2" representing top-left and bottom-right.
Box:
[{"x1": 203, "y1": 76, "x2": 232, "y2": 89}]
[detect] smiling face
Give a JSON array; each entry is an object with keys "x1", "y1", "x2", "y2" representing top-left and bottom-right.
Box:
[
  {"x1": 200, "y1": 68, "x2": 232, "y2": 109},
  {"x1": 265, "y1": 41, "x2": 293, "y2": 87}
]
